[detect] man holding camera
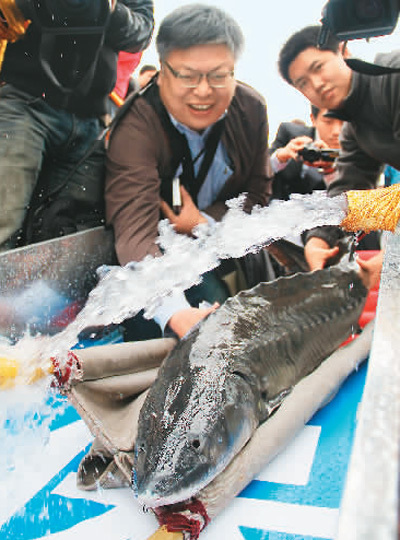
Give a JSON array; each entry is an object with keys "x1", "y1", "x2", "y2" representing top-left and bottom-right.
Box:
[
  {"x1": 270, "y1": 105, "x2": 343, "y2": 200},
  {"x1": 278, "y1": 24, "x2": 400, "y2": 269},
  {"x1": 105, "y1": 4, "x2": 272, "y2": 340},
  {"x1": 0, "y1": 0, "x2": 153, "y2": 248}
]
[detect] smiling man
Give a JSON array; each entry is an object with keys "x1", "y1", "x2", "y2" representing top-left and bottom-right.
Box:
[
  {"x1": 105, "y1": 4, "x2": 271, "y2": 339},
  {"x1": 278, "y1": 25, "x2": 400, "y2": 269}
]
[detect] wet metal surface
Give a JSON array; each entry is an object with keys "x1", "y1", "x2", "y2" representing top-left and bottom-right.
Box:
[
  {"x1": 337, "y1": 232, "x2": 400, "y2": 539},
  {"x1": 0, "y1": 227, "x2": 115, "y2": 339}
]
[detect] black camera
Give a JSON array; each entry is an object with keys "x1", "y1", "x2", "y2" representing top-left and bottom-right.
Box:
[
  {"x1": 298, "y1": 144, "x2": 339, "y2": 163},
  {"x1": 319, "y1": 0, "x2": 399, "y2": 44},
  {"x1": 16, "y1": 0, "x2": 111, "y2": 28}
]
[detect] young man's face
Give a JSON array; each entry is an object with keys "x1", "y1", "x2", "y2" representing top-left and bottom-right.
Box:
[
  {"x1": 288, "y1": 47, "x2": 352, "y2": 110},
  {"x1": 311, "y1": 108, "x2": 343, "y2": 148},
  {"x1": 157, "y1": 44, "x2": 236, "y2": 132}
]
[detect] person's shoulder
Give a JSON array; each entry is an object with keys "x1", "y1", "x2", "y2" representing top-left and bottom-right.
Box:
[
  {"x1": 233, "y1": 81, "x2": 266, "y2": 106},
  {"x1": 374, "y1": 49, "x2": 400, "y2": 69},
  {"x1": 114, "y1": 89, "x2": 158, "y2": 127},
  {"x1": 108, "y1": 90, "x2": 161, "y2": 147},
  {"x1": 276, "y1": 121, "x2": 313, "y2": 139}
]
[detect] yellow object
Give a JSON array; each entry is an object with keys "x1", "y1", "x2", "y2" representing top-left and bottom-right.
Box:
[
  {"x1": 0, "y1": 356, "x2": 19, "y2": 388},
  {"x1": 0, "y1": 39, "x2": 6, "y2": 64},
  {"x1": 341, "y1": 184, "x2": 400, "y2": 233},
  {"x1": 147, "y1": 527, "x2": 183, "y2": 540},
  {"x1": 0, "y1": 0, "x2": 29, "y2": 70},
  {"x1": 0, "y1": 355, "x2": 54, "y2": 389},
  {"x1": 109, "y1": 90, "x2": 125, "y2": 107},
  {"x1": 27, "y1": 363, "x2": 54, "y2": 384}
]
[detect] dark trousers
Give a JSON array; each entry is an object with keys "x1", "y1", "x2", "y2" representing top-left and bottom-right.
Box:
[{"x1": 0, "y1": 83, "x2": 105, "y2": 248}]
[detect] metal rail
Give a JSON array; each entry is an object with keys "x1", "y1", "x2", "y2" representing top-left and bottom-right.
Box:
[{"x1": 337, "y1": 232, "x2": 400, "y2": 539}]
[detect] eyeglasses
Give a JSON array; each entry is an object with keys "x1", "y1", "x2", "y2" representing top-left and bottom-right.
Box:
[{"x1": 163, "y1": 61, "x2": 234, "y2": 88}]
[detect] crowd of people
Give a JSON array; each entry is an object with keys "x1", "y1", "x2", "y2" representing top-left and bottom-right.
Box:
[{"x1": 0, "y1": 1, "x2": 395, "y2": 341}]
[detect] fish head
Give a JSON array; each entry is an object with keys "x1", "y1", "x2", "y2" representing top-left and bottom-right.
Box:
[{"x1": 133, "y1": 334, "x2": 259, "y2": 507}]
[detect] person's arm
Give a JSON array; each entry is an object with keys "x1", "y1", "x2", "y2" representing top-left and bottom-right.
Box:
[
  {"x1": 270, "y1": 134, "x2": 314, "y2": 173},
  {"x1": 327, "y1": 122, "x2": 383, "y2": 196},
  {"x1": 106, "y1": 100, "x2": 205, "y2": 335},
  {"x1": 105, "y1": 0, "x2": 154, "y2": 53},
  {"x1": 105, "y1": 98, "x2": 164, "y2": 265},
  {"x1": 356, "y1": 250, "x2": 383, "y2": 291},
  {"x1": 302, "y1": 122, "x2": 382, "y2": 267},
  {"x1": 270, "y1": 123, "x2": 292, "y2": 153},
  {"x1": 168, "y1": 303, "x2": 219, "y2": 339},
  {"x1": 240, "y1": 97, "x2": 273, "y2": 213}
]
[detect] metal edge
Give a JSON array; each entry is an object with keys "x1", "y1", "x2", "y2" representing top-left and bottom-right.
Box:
[{"x1": 337, "y1": 232, "x2": 400, "y2": 539}]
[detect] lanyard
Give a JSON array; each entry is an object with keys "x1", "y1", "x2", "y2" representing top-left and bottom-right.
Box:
[
  {"x1": 178, "y1": 118, "x2": 225, "y2": 203},
  {"x1": 144, "y1": 83, "x2": 225, "y2": 206}
]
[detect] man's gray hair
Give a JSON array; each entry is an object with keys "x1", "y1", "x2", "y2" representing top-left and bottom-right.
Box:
[{"x1": 156, "y1": 4, "x2": 245, "y2": 62}]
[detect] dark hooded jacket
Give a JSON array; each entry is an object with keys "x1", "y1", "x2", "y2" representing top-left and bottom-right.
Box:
[
  {"x1": 304, "y1": 50, "x2": 400, "y2": 246},
  {"x1": 0, "y1": 0, "x2": 154, "y2": 118}
]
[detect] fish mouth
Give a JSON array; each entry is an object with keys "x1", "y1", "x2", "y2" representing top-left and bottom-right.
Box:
[
  {"x1": 134, "y1": 380, "x2": 259, "y2": 508},
  {"x1": 133, "y1": 436, "x2": 232, "y2": 508},
  {"x1": 134, "y1": 418, "x2": 254, "y2": 508},
  {"x1": 136, "y1": 480, "x2": 208, "y2": 508},
  {"x1": 134, "y1": 461, "x2": 215, "y2": 508}
]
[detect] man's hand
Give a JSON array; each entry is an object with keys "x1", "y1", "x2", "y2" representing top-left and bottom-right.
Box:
[
  {"x1": 275, "y1": 135, "x2": 313, "y2": 164},
  {"x1": 304, "y1": 237, "x2": 340, "y2": 270},
  {"x1": 302, "y1": 139, "x2": 337, "y2": 173},
  {"x1": 160, "y1": 186, "x2": 207, "y2": 236},
  {"x1": 356, "y1": 251, "x2": 383, "y2": 291},
  {"x1": 168, "y1": 303, "x2": 220, "y2": 339}
]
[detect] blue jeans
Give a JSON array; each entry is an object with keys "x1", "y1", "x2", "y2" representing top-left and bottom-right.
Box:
[{"x1": 0, "y1": 83, "x2": 106, "y2": 248}]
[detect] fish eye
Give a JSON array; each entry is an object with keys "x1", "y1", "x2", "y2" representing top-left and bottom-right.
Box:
[
  {"x1": 232, "y1": 369, "x2": 251, "y2": 385},
  {"x1": 191, "y1": 438, "x2": 201, "y2": 450}
]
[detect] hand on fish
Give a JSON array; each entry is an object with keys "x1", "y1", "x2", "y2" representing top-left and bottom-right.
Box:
[
  {"x1": 356, "y1": 250, "x2": 383, "y2": 291},
  {"x1": 304, "y1": 237, "x2": 341, "y2": 270},
  {"x1": 305, "y1": 236, "x2": 383, "y2": 288},
  {"x1": 167, "y1": 302, "x2": 220, "y2": 339},
  {"x1": 167, "y1": 251, "x2": 381, "y2": 340}
]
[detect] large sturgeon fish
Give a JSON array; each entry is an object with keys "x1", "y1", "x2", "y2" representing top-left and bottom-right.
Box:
[{"x1": 134, "y1": 264, "x2": 368, "y2": 507}]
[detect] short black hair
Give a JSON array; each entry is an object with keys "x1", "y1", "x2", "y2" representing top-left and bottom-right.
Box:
[
  {"x1": 278, "y1": 25, "x2": 341, "y2": 85},
  {"x1": 310, "y1": 104, "x2": 320, "y2": 118},
  {"x1": 139, "y1": 64, "x2": 157, "y2": 75}
]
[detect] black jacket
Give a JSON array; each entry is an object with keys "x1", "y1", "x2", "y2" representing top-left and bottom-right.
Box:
[
  {"x1": 328, "y1": 50, "x2": 400, "y2": 196},
  {"x1": 304, "y1": 50, "x2": 400, "y2": 247},
  {"x1": 270, "y1": 122, "x2": 325, "y2": 200},
  {"x1": 0, "y1": 0, "x2": 154, "y2": 118}
]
